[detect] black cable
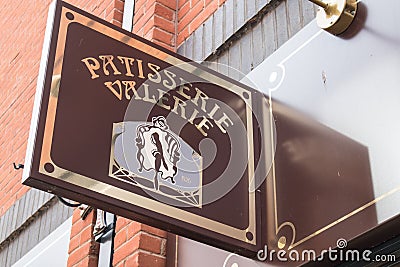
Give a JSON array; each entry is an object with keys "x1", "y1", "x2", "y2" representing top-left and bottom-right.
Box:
[{"x1": 57, "y1": 196, "x2": 81, "y2": 207}]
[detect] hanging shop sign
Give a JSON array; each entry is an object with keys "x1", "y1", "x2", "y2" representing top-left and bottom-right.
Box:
[{"x1": 22, "y1": 0, "x2": 271, "y2": 258}]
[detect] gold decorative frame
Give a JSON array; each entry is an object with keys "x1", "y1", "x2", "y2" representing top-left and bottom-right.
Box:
[{"x1": 38, "y1": 5, "x2": 257, "y2": 245}]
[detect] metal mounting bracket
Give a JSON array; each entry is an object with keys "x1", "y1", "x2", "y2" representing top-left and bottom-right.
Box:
[{"x1": 309, "y1": 0, "x2": 358, "y2": 35}]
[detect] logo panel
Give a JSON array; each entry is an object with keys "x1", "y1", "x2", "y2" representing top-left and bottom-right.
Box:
[{"x1": 109, "y1": 116, "x2": 203, "y2": 207}]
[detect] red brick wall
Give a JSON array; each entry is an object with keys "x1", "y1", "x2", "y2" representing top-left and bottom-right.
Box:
[
  {"x1": 177, "y1": 0, "x2": 227, "y2": 46},
  {"x1": 133, "y1": 0, "x2": 177, "y2": 50},
  {"x1": 132, "y1": 0, "x2": 228, "y2": 50},
  {"x1": 0, "y1": 0, "x2": 124, "y2": 217},
  {"x1": 68, "y1": 209, "x2": 99, "y2": 267},
  {"x1": 113, "y1": 218, "x2": 167, "y2": 267}
]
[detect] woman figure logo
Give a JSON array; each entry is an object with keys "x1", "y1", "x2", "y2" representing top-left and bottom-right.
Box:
[{"x1": 136, "y1": 116, "x2": 180, "y2": 190}]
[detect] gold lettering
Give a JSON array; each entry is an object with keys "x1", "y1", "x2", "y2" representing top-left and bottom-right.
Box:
[
  {"x1": 163, "y1": 70, "x2": 177, "y2": 89},
  {"x1": 192, "y1": 87, "x2": 208, "y2": 112},
  {"x1": 122, "y1": 80, "x2": 139, "y2": 100},
  {"x1": 157, "y1": 89, "x2": 171, "y2": 110},
  {"x1": 136, "y1": 59, "x2": 145, "y2": 79},
  {"x1": 104, "y1": 80, "x2": 122, "y2": 100},
  {"x1": 215, "y1": 113, "x2": 233, "y2": 133},
  {"x1": 99, "y1": 55, "x2": 122, "y2": 76},
  {"x1": 87, "y1": 54, "x2": 234, "y2": 137},
  {"x1": 147, "y1": 63, "x2": 161, "y2": 83},
  {"x1": 208, "y1": 103, "x2": 220, "y2": 118},
  {"x1": 176, "y1": 78, "x2": 192, "y2": 100},
  {"x1": 117, "y1": 56, "x2": 135, "y2": 77},
  {"x1": 195, "y1": 116, "x2": 213, "y2": 136},
  {"x1": 81, "y1": 57, "x2": 100, "y2": 79},
  {"x1": 141, "y1": 83, "x2": 156, "y2": 104},
  {"x1": 171, "y1": 96, "x2": 187, "y2": 119}
]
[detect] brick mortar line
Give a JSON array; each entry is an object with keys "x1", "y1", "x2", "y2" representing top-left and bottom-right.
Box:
[
  {"x1": 138, "y1": 230, "x2": 166, "y2": 242},
  {"x1": 156, "y1": 2, "x2": 176, "y2": 12},
  {"x1": 134, "y1": 248, "x2": 167, "y2": 259},
  {"x1": 151, "y1": 26, "x2": 175, "y2": 35},
  {"x1": 177, "y1": 0, "x2": 203, "y2": 25},
  {"x1": 122, "y1": 227, "x2": 166, "y2": 244}
]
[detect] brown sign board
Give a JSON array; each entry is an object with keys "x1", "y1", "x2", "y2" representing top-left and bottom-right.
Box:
[
  {"x1": 22, "y1": 0, "x2": 270, "y2": 257},
  {"x1": 23, "y1": 0, "x2": 383, "y2": 262}
]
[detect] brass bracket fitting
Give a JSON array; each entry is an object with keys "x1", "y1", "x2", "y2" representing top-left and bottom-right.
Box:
[{"x1": 309, "y1": 0, "x2": 358, "y2": 35}]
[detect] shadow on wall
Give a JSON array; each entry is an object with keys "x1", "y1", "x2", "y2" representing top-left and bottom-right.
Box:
[{"x1": 340, "y1": 2, "x2": 368, "y2": 39}]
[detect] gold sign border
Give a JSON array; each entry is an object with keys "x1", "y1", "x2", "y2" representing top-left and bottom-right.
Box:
[{"x1": 39, "y1": 6, "x2": 257, "y2": 245}]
